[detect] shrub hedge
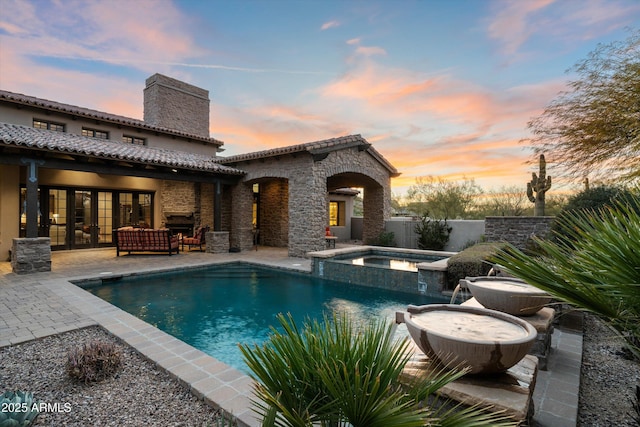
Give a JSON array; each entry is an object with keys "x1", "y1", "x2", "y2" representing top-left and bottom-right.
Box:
[{"x1": 446, "y1": 242, "x2": 509, "y2": 289}]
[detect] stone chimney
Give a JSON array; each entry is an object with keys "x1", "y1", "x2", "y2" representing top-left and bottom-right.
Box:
[{"x1": 143, "y1": 73, "x2": 210, "y2": 138}]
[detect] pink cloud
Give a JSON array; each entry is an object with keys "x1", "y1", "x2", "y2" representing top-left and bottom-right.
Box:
[
  {"x1": 321, "y1": 20, "x2": 340, "y2": 30},
  {"x1": 486, "y1": 0, "x2": 640, "y2": 57},
  {"x1": 487, "y1": 0, "x2": 555, "y2": 56}
]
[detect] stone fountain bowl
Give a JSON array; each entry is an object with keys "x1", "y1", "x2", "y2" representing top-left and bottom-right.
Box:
[
  {"x1": 461, "y1": 276, "x2": 552, "y2": 316},
  {"x1": 404, "y1": 304, "x2": 537, "y2": 374}
]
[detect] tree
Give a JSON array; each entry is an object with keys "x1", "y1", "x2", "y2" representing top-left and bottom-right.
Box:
[
  {"x1": 474, "y1": 185, "x2": 531, "y2": 217},
  {"x1": 524, "y1": 29, "x2": 640, "y2": 183},
  {"x1": 405, "y1": 176, "x2": 483, "y2": 219}
]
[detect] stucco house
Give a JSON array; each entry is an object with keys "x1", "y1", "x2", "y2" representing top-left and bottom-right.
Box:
[{"x1": 0, "y1": 74, "x2": 399, "y2": 271}]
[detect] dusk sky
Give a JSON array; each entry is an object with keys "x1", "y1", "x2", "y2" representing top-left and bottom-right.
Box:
[{"x1": 1, "y1": 0, "x2": 638, "y2": 196}]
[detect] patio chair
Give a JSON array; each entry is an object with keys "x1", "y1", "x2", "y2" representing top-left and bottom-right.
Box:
[{"x1": 182, "y1": 225, "x2": 209, "y2": 252}]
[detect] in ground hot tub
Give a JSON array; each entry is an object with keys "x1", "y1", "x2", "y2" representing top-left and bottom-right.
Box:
[{"x1": 309, "y1": 246, "x2": 455, "y2": 296}]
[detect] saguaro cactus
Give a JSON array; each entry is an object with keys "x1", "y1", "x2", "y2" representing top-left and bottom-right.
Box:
[{"x1": 527, "y1": 154, "x2": 552, "y2": 216}]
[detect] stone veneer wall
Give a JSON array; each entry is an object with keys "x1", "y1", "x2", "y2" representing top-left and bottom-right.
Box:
[
  {"x1": 260, "y1": 179, "x2": 289, "y2": 247},
  {"x1": 200, "y1": 183, "x2": 215, "y2": 229},
  {"x1": 485, "y1": 216, "x2": 555, "y2": 250},
  {"x1": 143, "y1": 73, "x2": 210, "y2": 138},
  {"x1": 160, "y1": 180, "x2": 196, "y2": 226},
  {"x1": 227, "y1": 145, "x2": 392, "y2": 257},
  {"x1": 11, "y1": 237, "x2": 51, "y2": 274}
]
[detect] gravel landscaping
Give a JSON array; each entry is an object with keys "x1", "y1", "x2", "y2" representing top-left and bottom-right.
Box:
[
  {"x1": 1, "y1": 314, "x2": 639, "y2": 426},
  {"x1": 0, "y1": 326, "x2": 232, "y2": 426}
]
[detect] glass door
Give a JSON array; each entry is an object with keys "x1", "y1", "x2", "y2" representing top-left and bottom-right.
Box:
[
  {"x1": 73, "y1": 190, "x2": 93, "y2": 248},
  {"x1": 48, "y1": 189, "x2": 68, "y2": 247},
  {"x1": 97, "y1": 191, "x2": 113, "y2": 245}
]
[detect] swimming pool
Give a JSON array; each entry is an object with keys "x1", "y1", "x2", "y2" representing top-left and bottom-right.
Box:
[{"x1": 83, "y1": 263, "x2": 447, "y2": 372}]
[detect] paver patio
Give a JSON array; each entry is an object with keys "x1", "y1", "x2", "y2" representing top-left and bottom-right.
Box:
[{"x1": 0, "y1": 246, "x2": 580, "y2": 426}]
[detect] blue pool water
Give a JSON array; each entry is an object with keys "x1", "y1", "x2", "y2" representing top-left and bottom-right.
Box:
[{"x1": 83, "y1": 263, "x2": 447, "y2": 372}]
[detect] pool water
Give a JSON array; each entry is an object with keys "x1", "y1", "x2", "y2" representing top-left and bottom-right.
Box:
[
  {"x1": 350, "y1": 256, "x2": 421, "y2": 272},
  {"x1": 84, "y1": 263, "x2": 447, "y2": 372}
]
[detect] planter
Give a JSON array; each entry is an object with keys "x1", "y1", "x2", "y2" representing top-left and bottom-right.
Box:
[
  {"x1": 404, "y1": 304, "x2": 537, "y2": 374},
  {"x1": 461, "y1": 276, "x2": 551, "y2": 316}
]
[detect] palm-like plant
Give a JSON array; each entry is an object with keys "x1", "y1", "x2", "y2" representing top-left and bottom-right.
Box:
[
  {"x1": 492, "y1": 194, "x2": 640, "y2": 358},
  {"x1": 239, "y1": 312, "x2": 516, "y2": 427}
]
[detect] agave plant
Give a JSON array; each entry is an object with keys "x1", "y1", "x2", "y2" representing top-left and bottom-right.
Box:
[
  {"x1": 492, "y1": 193, "x2": 640, "y2": 358},
  {"x1": 0, "y1": 391, "x2": 39, "y2": 427},
  {"x1": 240, "y1": 312, "x2": 516, "y2": 427}
]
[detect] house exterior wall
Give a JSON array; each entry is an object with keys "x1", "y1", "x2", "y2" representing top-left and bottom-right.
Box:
[
  {"x1": 0, "y1": 166, "x2": 20, "y2": 260},
  {"x1": 0, "y1": 166, "x2": 164, "y2": 260},
  {"x1": 0, "y1": 100, "x2": 219, "y2": 156},
  {"x1": 327, "y1": 193, "x2": 355, "y2": 241}
]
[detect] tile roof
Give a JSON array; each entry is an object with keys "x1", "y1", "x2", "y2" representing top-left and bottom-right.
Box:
[
  {"x1": 0, "y1": 122, "x2": 245, "y2": 175},
  {"x1": 217, "y1": 134, "x2": 399, "y2": 176},
  {"x1": 0, "y1": 89, "x2": 224, "y2": 147}
]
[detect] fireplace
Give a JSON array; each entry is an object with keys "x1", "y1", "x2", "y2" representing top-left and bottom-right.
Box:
[{"x1": 164, "y1": 211, "x2": 195, "y2": 237}]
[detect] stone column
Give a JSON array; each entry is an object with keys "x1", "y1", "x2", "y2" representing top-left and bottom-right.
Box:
[
  {"x1": 362, "y1": 184, "x2": 386, "y2": 244},
  {"x1": 11, "y1": 237, "x2": 51, "y2": 274},
  {"x1": 229, "y1": 182, "x2": 254, "y2": 251},
  {"x1": 288, "y1": 167, "x2": 326, "y2": 257},
  {"x1": 206, "y1": 231, "x2": 229, "y2": 253}
]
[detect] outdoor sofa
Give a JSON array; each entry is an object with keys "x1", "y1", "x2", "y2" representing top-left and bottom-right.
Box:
[{"x1": 115, "y1": 227, "x2": 180, "y2": 256}]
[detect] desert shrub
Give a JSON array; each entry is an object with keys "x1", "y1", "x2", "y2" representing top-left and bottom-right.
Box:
[
  {"x1": 414, "y1": 212, "x2": 452, "y2": 250},
  {"x1": 240, "y1": 313, "x2": 515, "y2": 427},
  {"x1": 0, "y1": 390, "x2": 39, "y2": 426},
  {"x1": 66, "y1": 340, "x2": 122, "y2": 384},
  {"x1": 366, "y1": 231, "x2": 396, "y2": 247},
  {"x1": 551, "y1": 186, "x2": 640, "y2": 244},
  {"x1": 446, "y1": 242, "x2": 509, "y2": 289}
]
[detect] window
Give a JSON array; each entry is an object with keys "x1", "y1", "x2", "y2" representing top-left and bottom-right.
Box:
[
  {"x1": 82, "y1": 127, "x2": 109, "y2": 139},
  {"x1": 329, "y1": 201, "x2": 346, "y2": 226},
  {"x1": 33, "y1": 119, "x2": 65, "y2": 132},
  {"x1": 122, "y1": 135, "x2": 146, "y2": 145}
]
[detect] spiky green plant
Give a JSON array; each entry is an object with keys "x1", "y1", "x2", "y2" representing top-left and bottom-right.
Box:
[
  {"x1": 0, "y1": 391, "x2": 39, "y2": 427},
  {"x1": 239, "y1": 312, "x2": 516, "y2": 427},
  {"x1": 492, "y1": 193, "x2": 640, "y2": 358}
]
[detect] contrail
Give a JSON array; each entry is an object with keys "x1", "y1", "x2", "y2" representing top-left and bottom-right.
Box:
[{"x1": 46, "y1": 54, "x2": 332, "y2": 75}]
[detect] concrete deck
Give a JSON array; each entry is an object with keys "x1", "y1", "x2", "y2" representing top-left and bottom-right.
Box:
[{"x1": 0, "y1": 246, "x2": 581, "y2": 426}]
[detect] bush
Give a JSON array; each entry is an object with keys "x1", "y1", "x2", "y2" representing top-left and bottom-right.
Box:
[
  {"x1": 551, "y1": 186, "x2": 640, "y2": 244},
  {"x1": 240, "y1": 313, "x2": 515, "y2": 427},
  {"x1": 446, "y1": 242, "x2": 510, "y2": 289},
  {"x1": 67, "y1": 340, "x2": 122, "y2": 384},
  {"x1": 414, "y1": 213, "x2": 452, "y2": 250},
  {"x1": 366, "y1": 231, "x2": 396, "y2": 247}
]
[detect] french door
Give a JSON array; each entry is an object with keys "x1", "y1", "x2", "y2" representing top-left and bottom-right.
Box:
[{"x1": 20, "y1": 187, "x2": 152, "y2": 250}]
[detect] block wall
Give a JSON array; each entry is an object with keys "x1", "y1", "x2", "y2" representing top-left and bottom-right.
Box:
[{"x1": 485, "y1": 216, "x2": 555, "y2": 250}]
